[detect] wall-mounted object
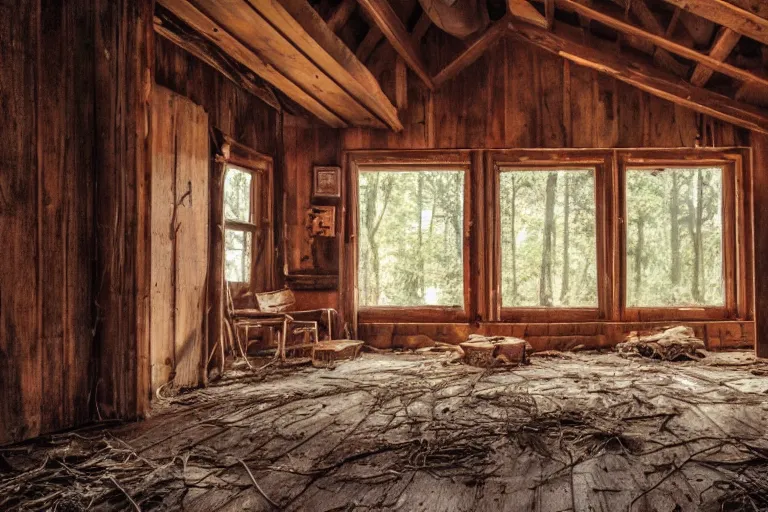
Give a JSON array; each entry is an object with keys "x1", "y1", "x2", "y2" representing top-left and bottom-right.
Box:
[
  {"x1": 307, "y1": 205, "x2": 336, "y2": 238},
  {"x1": 313, "y1": 166, "x2": 341, "y2": 199}
]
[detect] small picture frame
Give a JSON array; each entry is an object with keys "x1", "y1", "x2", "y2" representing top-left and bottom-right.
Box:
[{"x1": 313, "y1": 166, "x2": 341, "y2": 199}]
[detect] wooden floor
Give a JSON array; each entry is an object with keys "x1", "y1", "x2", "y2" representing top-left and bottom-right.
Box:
[{"x1": 3, "y1": 350, "x2": 768, "y2": 511}]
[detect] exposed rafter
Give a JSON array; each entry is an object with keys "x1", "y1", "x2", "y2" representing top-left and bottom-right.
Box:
[
  {"x1": 690, "y1": 27, "x2": 741, "y2": 87},
  {"x1": 326, "y1": 0, "x2": 357, "y2": 33},
  {"x1": 356, "y1": 26, "x2": 384, "y2": 63},
  {"x1": 154, "y1": 5, "x2": 281, "y2": 111},
  {"x1": 507, "y1": 20, "x2": 768, "y2": 133},
  {"x1": 508, "y1": 0, "x2": 548, "y2": 29},
  {"x1": 433, "y1": 19, "x2": 508, "y2": 88},
  {"x1": 356, "y1": 0, "x2": 435, "y2": 89},
  {"x1": 554, "y1": 0, "x2": 768, "y2": 89},
  {"x1": 257, "y1": 0, "x2": 402, "y2": 130},
  {"x1": 656, "y1": 0, "x2": 768, "y2": 46},
  {"x1": 156, "y1": 0, "x2": 347, "y2": 127}
]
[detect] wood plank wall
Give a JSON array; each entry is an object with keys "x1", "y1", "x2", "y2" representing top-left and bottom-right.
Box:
[
  {"x1": 155, "y1": 36, "x2": 278, "y2": 158},
  {"x1": 282, "y1": 32, "x2": 755, "y2": 343},
  {"x1": 0, "y1": 0, "x2": 94, "y2": 445},
  {"x1": 0, "y1": 0, "x2": 155, "y2": 445}
]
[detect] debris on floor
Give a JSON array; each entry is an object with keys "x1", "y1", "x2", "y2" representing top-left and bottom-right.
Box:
[
  {"x1": 616, "y1": 325, "x2": 707, "y2": 361},
  {"x1": 3, "y1": 351, "x2": 768, "y2": 511},
  {"x1": 460, "y1": 334, "x2": 533, "y2": 366}
]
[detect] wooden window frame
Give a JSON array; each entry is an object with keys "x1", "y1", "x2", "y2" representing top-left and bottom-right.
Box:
[
  {"x1": 219, "y1": 135, "x2": 275, "y2": 293},
  {"x1": 489, "y1": 150, "x2": 614, "y2": 323},
  {"x1": 617, "y1": 149, "x2": 749, "y2": 322},
  {"x1": 348, "y1": 151, "x2": 474, "y2": 324}
]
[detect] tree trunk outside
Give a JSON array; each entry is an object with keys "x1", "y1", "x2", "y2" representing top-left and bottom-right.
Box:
[
  {"x1": 670, "y1": 172, "x2": 681, "y2": 285},
  {"x1": 540, "y1": 172, "x2": 558, "y2": 306},
  {"x1": 560, "y1": 174, "x2": 570, "y2": 305}
]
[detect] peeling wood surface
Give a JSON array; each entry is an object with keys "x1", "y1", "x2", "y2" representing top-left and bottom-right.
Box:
[{"x1": 4, "y1": 352, "x2": 768, "y2": 510}]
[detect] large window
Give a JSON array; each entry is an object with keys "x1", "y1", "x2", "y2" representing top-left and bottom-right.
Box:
[
  {"x1": 350, "y1": 150, "x2": 749, "y2": 324},
  {"x1": 224, "y1": 166, "x2": 257, "y2": 284},
  {"x1": 625, "y1": 167, "x2": 724, "y2": 308},
  {"x1": 499, "y1": 168, "x2": 597, "y2": 308},
  {"x1": 358, "y1": 169, "x2": 465, "y2": 308}
]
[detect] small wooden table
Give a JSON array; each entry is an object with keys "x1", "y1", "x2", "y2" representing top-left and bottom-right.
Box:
[{"x1": 312, "y1": 340, "x2": 364, "y2": 367}]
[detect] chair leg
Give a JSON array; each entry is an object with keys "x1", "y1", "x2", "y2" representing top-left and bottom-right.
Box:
[{"x1": 280, "y1": 319, "x2": 288, "y2": 362}]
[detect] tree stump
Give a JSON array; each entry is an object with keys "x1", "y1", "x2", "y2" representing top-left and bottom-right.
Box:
[{"x1": 460, "y1": 335, "x2": 532, "y2": 367}]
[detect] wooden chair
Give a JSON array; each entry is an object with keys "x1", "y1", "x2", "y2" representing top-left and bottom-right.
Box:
[{"x1": 229, "y1": 287, "x2": 337, "y2": 362}]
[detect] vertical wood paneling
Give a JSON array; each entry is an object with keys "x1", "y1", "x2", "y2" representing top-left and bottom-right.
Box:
[
  {"x1": 0, "y1": 0, "x2": 40, "y2": 445},
  {"x1": 1, "y1": 0, "x2": 95, "y2": 445},
  {"x1": 753, "y1": 132, "x2": 768, "y2": 357}
]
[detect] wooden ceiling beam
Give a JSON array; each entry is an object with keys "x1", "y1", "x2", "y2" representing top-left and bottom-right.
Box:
[
  {"x1": 356, "y1": 0, "x2": 435, "y2": 89},
  {"x1": 255, "y1": 0, "x2": 402, "y2": 130},
  {"x1": 656, "y1": 0, "x2": 768, "y2": 46},
  {"x1": 169, "y1": 0, "x2": 389, "y2": 128},
  {"x1": 156, "y1": 0, "x2": 347, "y2": 127},
  {"x1": 506, "y1": 20, "x2": 768, "y2": 134},
  {"x1": 326, "y1": 0, "x2": 357, "y2": 33},
  {"x1": 356, "y1": 26, "x2": 384, "y2": 63},
  {"x1": 508, "y1": 0, "x2": 548, "y2": 29},
  {"x1": 620, "y1": 0, "x2": 690, "y2": 77},
  {"x1": 690, "y1": 27, "x2": 741, "y2": 87},
  {"x1": 154, "y1": 6, "x2": 281, "y2": 111},
  {"x1": 555, "y1": 0, "x2": 768, "y2": 89},
  {"x1": 433, "y1": 19, "x2": 508, "y2": 88}
]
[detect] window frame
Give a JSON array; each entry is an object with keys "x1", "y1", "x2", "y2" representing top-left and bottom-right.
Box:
[
  {"x1": 224, "y1": 164, "x2": 259, "y2": 285},
  {"x1": 490, "y1": 150, "x2": 613, "y2": 323},
  {"x1": 345, "y1": 148, "x2": 752, "y2": 329},
  {"x1": 349, "y1": 151, "x2": 473, "y2": 323},
  {"x1": 217, "y1": 134, "x2": 275, "y2": 293},
  {"x1": 617, "y1": 150, "x2": 746, "y2": 322}
]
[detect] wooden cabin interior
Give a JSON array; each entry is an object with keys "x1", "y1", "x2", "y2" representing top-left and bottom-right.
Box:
[{"x1": 4, "y1": 0, "x2": 768, "y2": 509}]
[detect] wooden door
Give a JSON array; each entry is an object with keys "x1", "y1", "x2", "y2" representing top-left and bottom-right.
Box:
[{"x1": 150, "y1": 86, "x2": 209, "y2": 395}]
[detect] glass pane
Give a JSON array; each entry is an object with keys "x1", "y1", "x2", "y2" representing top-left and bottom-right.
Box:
[
  {"x1": 626, "y1": 167, "x2": 724, "y2": 307},
  {"x1": 224, "y1": 167, "x2": 252, "y2": 222},
  {"x1": 358, "y1": 170, "x2": 464, "y2": 307},
  {"x1": 225, "y1": 229, "x2": 252, "y2": 283},
  {"x1": 500, "y1": 169, "x2": 598, "y2": 308}
]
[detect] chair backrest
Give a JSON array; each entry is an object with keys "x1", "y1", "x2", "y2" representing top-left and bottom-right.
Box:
[{"x1": 255, "y1": 288, "x2": 295, "y2": 313}]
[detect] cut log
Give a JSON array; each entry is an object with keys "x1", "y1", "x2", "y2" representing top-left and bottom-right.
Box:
[
  {"x1": 460, "y1": 335, "x2": 533, "y2": 367},
  {"x1": 312, "y1": 340, "x2": 364, "y2": 367},
  {"x1": 616, "y1": 326, "x2": 706, "y2": 361}
]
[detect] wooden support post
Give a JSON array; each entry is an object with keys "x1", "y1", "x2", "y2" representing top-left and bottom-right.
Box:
[{"x1": 753, "y1": 131, "x2": 768, "y2": 358}]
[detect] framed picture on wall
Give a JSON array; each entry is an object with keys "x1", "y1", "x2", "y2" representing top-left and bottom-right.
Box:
[{"x1": 313, "y1": 166, "x2": 341, "y2": 199}]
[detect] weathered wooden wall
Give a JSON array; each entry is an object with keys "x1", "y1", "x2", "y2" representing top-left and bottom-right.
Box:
[
  {"x1": 753, "y1": 132, "x2": 768, "y2": 358},
  {"x1": 282, "y1": 32, "x2": 754, "y2": 341},
  {"x1": 0, "y1": 0, "x2": 155, "y2": 445},
  {"x1": 155, "y1": 35, "x2": 278, "y2": 157},
  {"x1": 344, "y1": 35, "x2": 749, "y2": 150},
  {"x1": 0, "y1": 0, "x2": 94, "y2": 445}
]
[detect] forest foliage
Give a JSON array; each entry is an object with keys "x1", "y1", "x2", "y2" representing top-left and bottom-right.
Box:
[
  {"x1": 358, "y1": 165, "x2": 724, "y2": 310},
  {"x1": 358, "y1": 170, "x2": 464, "y2": 307},
  {"x1": 224, "y1": 167, "x2": 252, "y2": 283}
]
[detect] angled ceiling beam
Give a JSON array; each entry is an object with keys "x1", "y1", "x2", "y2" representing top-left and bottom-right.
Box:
[
  {"x1": 508, "y1": 0, "x2": 548, "y2": 29},
  {"x1": 156, "y1": 0, "x2": 346, "y2": 127},
  {"x1": 433, "y1": 19, "x2": 508, "y2": 88},
  {"x1": 690, "y1": 28, "x2": 741, "y2": 87},
  {"x1": 154, "y1": 6, "x2": 281, "y2": 111},
  {"x1": 356, "y1": 0, "x2": 435, "y2": 89},
  {"x1": 326, "y1": 0, "x2": 357, "y2": 33},
  {"x1": 172, "y1": 0, "x2": 388, "y2": 128},
  {"x1": 631, "y1": 0, "x2": 689, "y2": 77},
  {"x1": 555, "y1": 0, "x2": 768, "y2": 89},
  {"x1": 254, "y1": 0, "x2": 402, "y2": 130},
  {"x1": 356, "y1": 26, "x2": 384, "y2": 63},
  {"x1": 656, "y1": 0, "x2": 768, "y2": 46},
  {"x1": 544, "y1": 0, "x2": 555, "y2": 29},
  {"x1": 506, "y1": 21, "x2": 768, "y2": 134}
]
